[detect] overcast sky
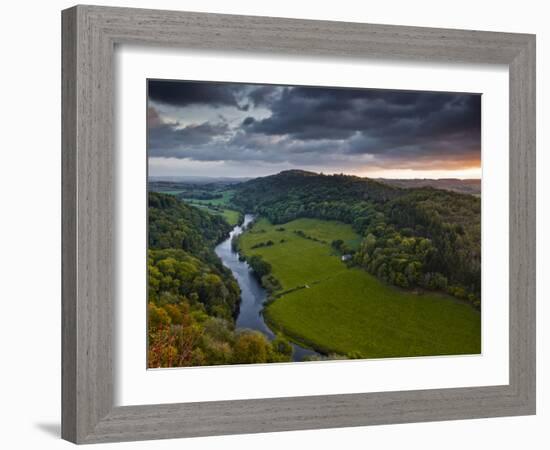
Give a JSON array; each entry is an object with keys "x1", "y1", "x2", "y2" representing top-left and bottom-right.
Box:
[{"x1": 147, "y1": 80, "x2": 481, "y2": 179}]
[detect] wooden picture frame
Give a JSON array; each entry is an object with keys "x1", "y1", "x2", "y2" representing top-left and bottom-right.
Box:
[{"x1": 61, "y1": 5, "x2": 536, "y2": 444}]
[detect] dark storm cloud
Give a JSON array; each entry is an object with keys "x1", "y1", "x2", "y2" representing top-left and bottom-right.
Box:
[
  {"x1": 247, "y1": 87, "x2": 481, "y2": 158},
  {"x1": 147, "y1": 81, "x2": 481, "y2": 171},
  {"x1": 248, "y1": 86, "x2": 282, "y2": 107},
  {"x1": 242, "y1": 116, "x2": 255, "y2": 126},
  {"x1": 148, "y1": 80, "x2": 284, "y2": 111},
  {"x1": 147, "y1": 106, "x2": 230, "y2": 155},
  {"x1": 148, "y1": 80, "x2": 244, "y2": 109}
]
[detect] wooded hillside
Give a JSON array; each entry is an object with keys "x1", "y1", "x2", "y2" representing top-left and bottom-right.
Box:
[
  {"x1": 147, "y1": 192, "x2": 293, "y2": 367},
  {"x1": 233, "y1": 170, "x2": 481, "y2": 306}
]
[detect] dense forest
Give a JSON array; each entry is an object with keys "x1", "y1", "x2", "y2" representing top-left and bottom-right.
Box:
[
  {"x1": 147, "y1": 192, "x2": 293, "y2": 367},
  {"x1": 232, "y1": 170, "x2": 481, "y2": 307}
]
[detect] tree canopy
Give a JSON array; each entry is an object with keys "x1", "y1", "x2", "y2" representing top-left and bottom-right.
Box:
[{"x1": 147, "y1": 192, "x2": 293, "y2": 367}]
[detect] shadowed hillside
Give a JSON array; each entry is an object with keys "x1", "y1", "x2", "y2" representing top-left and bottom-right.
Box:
[{"x1": 378, "y1": 178, "x2": 481, "y2": 196}]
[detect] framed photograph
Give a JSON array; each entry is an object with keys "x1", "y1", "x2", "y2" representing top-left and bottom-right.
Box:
[{"x1": 62, "y1": 5, "x2": 536, "y2": 444}]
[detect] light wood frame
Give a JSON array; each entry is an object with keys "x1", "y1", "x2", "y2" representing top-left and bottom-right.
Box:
[{"x1": 61, "y1": 5, "x2": 536, "y2": 444}]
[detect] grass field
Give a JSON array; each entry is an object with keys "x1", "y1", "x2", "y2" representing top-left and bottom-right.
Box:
[
  {"x1": 239, "y1": 218, "x2": 359, "y2": 290},
  {"x1": 155, "y1": 189, "x2": 185, "y2": 195},
  {"x1": 188, "y1": 203, "x2": 241, "y2": 226},
  {"x1": 177, "y1": 189, "x2": 240, "y2": 226},
  {"x1": 239, "y1": 217, "x2": 481, "y2": 359},
  {"x1": 220, "y1": 208, "x2": 241, "y2": 226},
  {"x1": 181, "y1": 190, "x2": 235, "y2": 207}
]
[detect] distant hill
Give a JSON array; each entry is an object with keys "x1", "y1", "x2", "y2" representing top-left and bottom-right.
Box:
[
  {"x1": 232, "y1": 170, "x2": 402, "y2": 216},
  {"x1": 149, "y1": 176, "x2": 250, "y2": 185},
  {"x1": 378, "y1": 178, "x2": 481, "y2": 196}
]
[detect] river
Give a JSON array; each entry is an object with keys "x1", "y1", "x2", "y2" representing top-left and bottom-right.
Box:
[{"x1": 215, "y1": 214, "x2": 320, "y2": 362}]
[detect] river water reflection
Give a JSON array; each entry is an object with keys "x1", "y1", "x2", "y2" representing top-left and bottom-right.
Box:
[{"x1": 215, "y1": 214, "x2": 319, "y2": 362}]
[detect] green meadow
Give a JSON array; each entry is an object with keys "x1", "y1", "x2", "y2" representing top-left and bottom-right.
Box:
[
  {"x1": 219, "y1": 208, "x2": 241, "y2": 226},
  {"x1": 156, "y1": 189, "x2": 186, "y2": 195},
  {"x1": 239, "y1": 218, "x2": 358, "y2": 290},
  {"x1": 180, "y1": 191, "x2": 241, "y2": 226},
  {"x1": 188, "y1": 203, "x2": 241, "y2": 226},
  {"x1": 239, "y1": 217, "x2": 481, "y2": 359},
  {"x1": 180, "y1": 190, "x2": 235, "y2": 207}
]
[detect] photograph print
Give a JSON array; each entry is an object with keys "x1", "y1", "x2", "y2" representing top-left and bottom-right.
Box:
[{"x1": 147, "y1": 79, "x2": 482, "y2": 368}]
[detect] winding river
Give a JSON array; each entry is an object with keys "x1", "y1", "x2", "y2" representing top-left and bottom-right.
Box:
[{"x1": 215, "y1": 214, "x2": 320, "y2": 362}]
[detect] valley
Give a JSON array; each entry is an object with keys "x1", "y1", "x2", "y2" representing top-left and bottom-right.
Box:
[{"x1": 147, "y1": 170, "x2": 482, "y2": 367}]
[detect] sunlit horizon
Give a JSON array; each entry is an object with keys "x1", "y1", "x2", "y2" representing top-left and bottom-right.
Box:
[
  {"x1": 356, "y1": 167, "x2": 481, "y2": 180},
  {"x1": 149, "y1": 166, "x2": 482, "y2": 181}
]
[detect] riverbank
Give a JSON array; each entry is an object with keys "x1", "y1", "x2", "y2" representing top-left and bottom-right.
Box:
[{"x1": 215, "y1": 214, "x2": 320, "y2": 362}]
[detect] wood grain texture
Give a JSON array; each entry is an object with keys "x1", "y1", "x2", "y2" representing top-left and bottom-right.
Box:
[
  {"x1": 61, "y1": 7, "x2": 77, "y2": 443},
  {"x1": 508, "y1": 36, "x2": 536, "y2": 408},
  {"x1": 62, "y1": 5, "x2": 114, "y2": 442},
  {"x1": 61, "y1": 4, "x2": 536, "y2": 444}
]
